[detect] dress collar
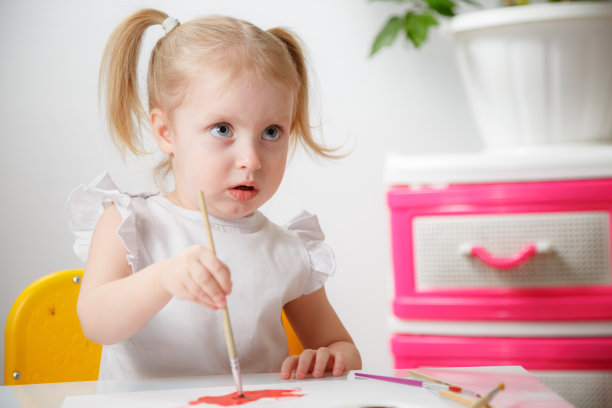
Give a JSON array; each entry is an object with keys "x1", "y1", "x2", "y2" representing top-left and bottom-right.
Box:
[{"x1": 152, "y1": 195, "x2": 266, "y2": 233}]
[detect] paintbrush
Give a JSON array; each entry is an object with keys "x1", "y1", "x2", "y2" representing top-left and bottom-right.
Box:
[
  {"x1": 355, "y1": 372, "x2": 462, "y2": 392},
  {"x1": 439, "y1": 390, "x2": 488, "y2": 408},
  {"x1": 198, "y1": 190, "x2": 244, "y2": 397},
  {"x1": 408, "y1": 370, "x2": 482, "y2": 398},
  {"x1": 470, "y1": 383, "x2": 505, "y2": 408}
]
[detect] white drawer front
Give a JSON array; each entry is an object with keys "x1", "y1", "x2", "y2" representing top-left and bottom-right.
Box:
[
  {"x1": 413, "y1": 212, "x2": 611, "y2": 289},
  {"x1": 534, "y1": 370, "x2": 612, "y2": 408}
]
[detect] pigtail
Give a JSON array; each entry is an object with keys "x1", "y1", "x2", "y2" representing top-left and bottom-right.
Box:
[
  {"x1": 99, "y1": 9, "x2": 168, "y2": 156},
  {"x1": 268, "y1": 28, "x2": 342, "y2": 159}
]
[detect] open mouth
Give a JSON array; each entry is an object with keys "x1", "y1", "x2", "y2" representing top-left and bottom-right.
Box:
[
  {"x1": 233, "y1": 185, "x2": 254, "y2": 191},
  {"x1": 229, "y1": 184, "x2": 258, "y2": 201}
]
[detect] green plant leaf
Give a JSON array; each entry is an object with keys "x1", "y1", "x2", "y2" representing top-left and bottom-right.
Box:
[
  {"x1": 404, "y1": 12, "x2": 439, "y2": 48},
  {"x1": 370, "y1": 16, "x2": 405, "y2": 56},
  {"x1": 423, "y1": 0, "x2": 457, "y2": 17}
]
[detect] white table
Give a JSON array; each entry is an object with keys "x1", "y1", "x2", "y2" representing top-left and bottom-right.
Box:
[{"x1": 0, "y1": 367, "x2": 571, "y2": 408}]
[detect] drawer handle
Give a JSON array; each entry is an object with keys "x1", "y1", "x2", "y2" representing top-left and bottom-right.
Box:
[{"x1": 460, "y1": 242, "x2": 551, "y2": 270}]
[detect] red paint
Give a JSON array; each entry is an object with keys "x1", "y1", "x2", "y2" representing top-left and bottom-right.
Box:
[
  {"x1": 188, "y1": 388, "x2": 304, "y2": 406},
  {"x1": 449, "y1": 386, "x2": 462, "y2": 393}
]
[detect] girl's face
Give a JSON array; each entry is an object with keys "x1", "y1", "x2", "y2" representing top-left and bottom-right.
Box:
[{"x1": 154, "y1": 70, "x2": 294, "y2": 219}]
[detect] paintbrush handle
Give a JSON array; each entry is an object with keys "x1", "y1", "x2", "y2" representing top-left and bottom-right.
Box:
[
  {"x1": 221, "y1": 306, "x2": 237, "y2": 359},
  {"x1": 409, "y1": 370, "x2": 460, "y2": 388},
  {"x1": 198, "y1": 190, "x2": 243, "y2": 396},
  {"x1": 198, "y1": 191, "x2": 236, "y2": 357},
  {"x1": 439, "y1": 390, "x2": 481, "y2": 407},
  {"x1": 409, "y1": 370, "x2": 481, "y2": 398},
  {"x1": 470, "y1": 383, "x2": 504, "y2": 408},
  {"x1": 355, "y1": 372, "x2": 424, "y2": 387},
  {"x1": 198, "y1": 191, "x2": 216, "y2": 254}
]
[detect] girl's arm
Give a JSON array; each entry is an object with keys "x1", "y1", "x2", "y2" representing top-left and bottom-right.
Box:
[
  {"x1": 77, "y1": 204, "x2": 231, "y2": 345},
  {"x1": 280, "y1": 286, "x2": 362, "y2": 379}
]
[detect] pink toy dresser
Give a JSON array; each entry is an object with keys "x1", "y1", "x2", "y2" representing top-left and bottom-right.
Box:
[{"x1": 385, "y1": 146, "x2": 612, "y2": 407}]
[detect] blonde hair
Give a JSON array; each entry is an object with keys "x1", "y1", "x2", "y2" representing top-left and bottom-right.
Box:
[{"x1": 99, "y1": 9, "x2": 338, "y2": 181}]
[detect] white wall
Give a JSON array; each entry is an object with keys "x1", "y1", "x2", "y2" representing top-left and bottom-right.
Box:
[{"x1": 0, "y1": 0, "x2": 481, "y2": 384}]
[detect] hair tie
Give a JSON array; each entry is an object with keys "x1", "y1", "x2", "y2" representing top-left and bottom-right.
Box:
[{"x1": 162, "y1": 16, "x2": 180, "y2": 35}]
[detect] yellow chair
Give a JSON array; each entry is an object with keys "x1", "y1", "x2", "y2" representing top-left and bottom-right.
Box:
[
  {"x1": 4, "y1": 269, "x2": 102, "y2": 385},
  {"x1": 5, "y1": 269, "x2": 303, "y2": 385},
  {"x1": 281, "y1": 309, "x2": 304, "y2": 356}
]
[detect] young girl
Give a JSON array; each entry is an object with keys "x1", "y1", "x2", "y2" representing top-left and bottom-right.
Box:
[{"x1": 68, "y1": 9, "x2": 361, "y2": 381}]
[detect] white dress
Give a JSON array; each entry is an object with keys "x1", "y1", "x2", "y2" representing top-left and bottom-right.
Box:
[{"x1": 67, "y1": 172, "x2": 335, "y2": 380}]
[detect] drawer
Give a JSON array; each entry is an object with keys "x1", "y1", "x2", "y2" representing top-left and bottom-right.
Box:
[
  {"x1": 388, "y1": 179, "x2": 612, "y2": 321},
  {"x1": 413, "y1": 211, "x2": 610, "y2": 289},
  {"x1": 391, "y1": 335, "x2": 612, "y2": 408},
  {"x1": 388, "y1": 316, "x2": 612, "y2": 338},
  {"x1": 391, "y1": 334, "x2": 612, "y2": 371},
  {"x1": 533, "y1": 370, "x2": 612, "y2": 408}
]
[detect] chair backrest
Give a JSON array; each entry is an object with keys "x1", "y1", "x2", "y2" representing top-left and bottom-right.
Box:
[
  {"x1": 282, "y1": 309, "x2": 304, "y2": 357},
  {"x1": 5, "y1": 269, "x2": 303, "y2": 385},
  {"x1": 4, "y1": 269, "x2": 102, "y2": 385}
]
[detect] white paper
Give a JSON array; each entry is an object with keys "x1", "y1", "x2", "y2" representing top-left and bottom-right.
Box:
[{"x1": 61, "y1": 379, "x2": 447, "y2": 408}]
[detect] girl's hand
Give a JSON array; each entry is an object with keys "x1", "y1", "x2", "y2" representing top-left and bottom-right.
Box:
[
  {"x1": 280, "y1": 347, "x2": 347, "y2": 380},
  {"x1": 159, "y1": 244, "x2": 231, "y2": 309}
]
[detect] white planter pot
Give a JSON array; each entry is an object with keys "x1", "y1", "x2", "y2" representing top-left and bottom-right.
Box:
[{"x1": 449, "y1": 2, "x2": 612, "y2": 149}]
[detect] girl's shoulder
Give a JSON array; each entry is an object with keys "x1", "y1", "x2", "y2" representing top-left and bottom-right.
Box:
[
  {"x1": 67, "y1": 172, "x2": 156, "y2": 263},
  {"x1": 68, "y1": 172, "x2": 156, "y2": 205},
  {"x1": 281, "y1": 211, "x2": 336, "y2": 294},
  {"x1": 282, "y1": 210, "x2": 326, "y2": 242}
]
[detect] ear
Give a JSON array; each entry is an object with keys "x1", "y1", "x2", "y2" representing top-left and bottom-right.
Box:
[{"x1": 151, "y1": 108, "x2": 173, "y2": 155}]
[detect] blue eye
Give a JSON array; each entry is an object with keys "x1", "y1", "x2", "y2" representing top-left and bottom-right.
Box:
[
  {"x1": 262, "y1": 126, "x2": 280, "y2": 141},
  {"x1": 211, "y1": 123, "x2": 233, "y2": 138}
]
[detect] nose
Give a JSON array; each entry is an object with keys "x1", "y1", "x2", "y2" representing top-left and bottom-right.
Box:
[{"x1": 235, "y1": 139, "x2": 262, "y2": 171}]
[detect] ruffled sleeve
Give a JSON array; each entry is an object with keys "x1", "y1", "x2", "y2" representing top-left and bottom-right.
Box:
[
  {"x1": 67, "y1": 172, "x2": 149, "y2": 272},
  {"x1": 285, "y1": 211, "x2": 336, "y2": 295}
]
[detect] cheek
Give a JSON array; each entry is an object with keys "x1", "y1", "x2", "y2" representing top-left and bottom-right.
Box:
[
  {"x1": 276, "y1": 159, "x2": 288, "y2": 178},
  {"x1": 174, "y1": 150, "x2": 199, "y2": 176},
  {"x1": 268, "y1": 155, "x2": 288, "y2": 186},
  {"x1": 174, "y1": 139, "x2": 211, "y2": 170},
  {"x1": 267, "y1": 142, "x2": 288, "y2": 164}
]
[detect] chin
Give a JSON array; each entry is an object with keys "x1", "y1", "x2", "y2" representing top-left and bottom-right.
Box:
[{"x1": 222, "y1": 206, "x2": 258, "y2": 219}]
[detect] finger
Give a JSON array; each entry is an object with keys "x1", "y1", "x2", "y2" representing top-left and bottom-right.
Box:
[
  {"x1": 280, "y1": 356, "x2": 299, "y2": 379},
  {"x1": 178, "y1": 281, "x2": 218, "y2": 309},
  {"x1": 331, "y1": 352, "x2": 346, "y2": 376},
  {"x1": 188, "y1": 294, "x2": 218, "y2": 309},
  {"x1": 295, "y1": 349, "x2": 316, "y2": 380},
  {"x1": 312, "y1": 348, "x2": 331, "y2": 378},
  {"x1": 180, "y1": 270, "x2": 217, "y2": 304},
  {"x1": 190, "y1": 264, "x2": 227, "y2": 307},
  {"x1": 200, "y1": 250, "x2": 232, "y2": 294},
  {"x1": 197, "y1": 298, "x2": 219, "y2": 309}
]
